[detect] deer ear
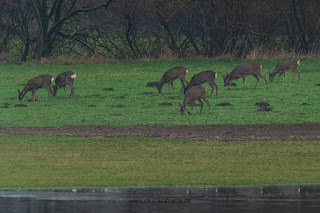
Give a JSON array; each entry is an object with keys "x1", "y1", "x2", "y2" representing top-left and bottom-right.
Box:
[{"x1": 18, "y1": 89, "x2": 20, "y2": 94}]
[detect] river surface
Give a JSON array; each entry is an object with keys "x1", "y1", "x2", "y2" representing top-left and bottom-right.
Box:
[{"x1": 1, "y1": 190, "x2": 320, "y2": 213}]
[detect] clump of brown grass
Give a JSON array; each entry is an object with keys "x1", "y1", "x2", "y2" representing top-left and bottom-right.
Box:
[
  {"x1": 157, "y1": 49, "x2": 179, "y2": 60},
  {"x1": 246, "y1": 46, "x2": 312, "y2": 60},
  {"x1": 0, "y1": 52, "x2": 9, "y2": 62},
  {"x1": 75, "y1": 51, "x2": 119, "y2": 64}
]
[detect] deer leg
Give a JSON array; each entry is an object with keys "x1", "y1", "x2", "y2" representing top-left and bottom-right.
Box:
[
  {"x1": 208, "y1": 82, "x2": 214, "y2": 97},
  {"x1": 198, "y1": 99, "x2": 204, "y2": 113},
  {"x1": 171, "y1": 81, "x2": 174, "y2": 93},
  {"x1": 209, "y1": 81, "x2": 218, "y2": 97},
  {"x1": 290, "y1": 72, "x2": 296, "y2": 83},
  {"x1": 202, "y1": 97, "x2": 211, "y2": 114},
  {"x1": 189, "y1": 101, "x2": 195, "y2": 114},
  {"x1": 64, "y1": 86, "x2": 67, "y2": 97},
  {"x1": 257, "y1": 73, "x2": 269, "y2": 89},
  {"x1": 180, "y1": 79, "x2": 185, "y2": 93},
  {"x1": 67, "y1": 82, "x2": 74, "y2": 98},
  {"x1": 277, "y1": 73, "x2": 283, "y2": 82},
  {"x1": 32, "y1": 90, "x2": 37, "y2": 102},
  {"x1": 55, "y1": 86, "x2": 60, "y2": 97},
  {"x1": 213, "y1": 82, "x2": 218, "y2": 96},
  {"x1": 242, "y1": 76, "x2": 246, "y2": 88},
  {"x1": 284, "y1": 71, "x2": 287, "y2": 83},
  {"x1": 291, "y1": 68, "x2": 300, "y2": 82},
  {"x1": 252, "y1": 74, "x2": 259, "y2": 89},
  {"x1": 44, "y1": 85, "x2": 53, "y2": 100},
  {"x1": 167, "y1": 83, "x2": 170, "y2": 93}
]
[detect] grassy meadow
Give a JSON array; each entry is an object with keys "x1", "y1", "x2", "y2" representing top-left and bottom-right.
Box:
[
  {"x1": 1, "y1": 135, "x2": 320, "y2": 188},
  {"x1": 0, "y1": 58, "x2": 319, "y2": 127},
  {"x1": 0, "y1": 58, "x2": 319, "y2": 188}
]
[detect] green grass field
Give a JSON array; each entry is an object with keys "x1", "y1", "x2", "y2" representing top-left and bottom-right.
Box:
[
  {"x1": 0, "y1": 58, "x2": 319, "y2": 126},
  {"x1": 0, "y1": 58, "x2": 319, "y2": 188},
  {"x1": 1, "y1": 135, "x2": 320, "y2": 188}
]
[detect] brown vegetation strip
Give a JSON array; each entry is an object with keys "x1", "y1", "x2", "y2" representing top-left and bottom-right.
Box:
[{"x1": 0, "y1": 124, "x2": 319, "y2": 141}]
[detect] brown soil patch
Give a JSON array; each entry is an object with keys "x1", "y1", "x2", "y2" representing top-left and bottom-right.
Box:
[
  {"x1": 14, "y1": 104, "x2": 28, "y2": 107},
  {"x1": 0, "y1": 124, "x2": 319, "y2": 141},
  {"x1": 216, "y1": 102, "x2": 232, "y2": 106}
]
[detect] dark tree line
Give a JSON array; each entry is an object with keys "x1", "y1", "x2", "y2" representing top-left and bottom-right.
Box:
[{"x1": 0, "y1": 0, "x2": 319, "y2": 61}]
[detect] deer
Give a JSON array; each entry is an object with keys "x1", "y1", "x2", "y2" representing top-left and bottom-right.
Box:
[
  {"x1": 53, "y1": 71, "x2": 77, "y2": 98},
  {"x1": 269, "y1": 58, "x2": 300, "y2": 83},
  {"x1": 157, "y1": 66, "x2": 189, "y2": 93},
  {"x1": 179, "y1": 85, "x2": 211, "y2": 115},
  {"x1": 223, "y1": 62, "x2": 269, "y2": 89},
  {"x1": 18, "y1": 74, "x2": 54, "y2": 102},
  {"x1": 184, "y1": 70, "x2": 218, "y2": 97}
]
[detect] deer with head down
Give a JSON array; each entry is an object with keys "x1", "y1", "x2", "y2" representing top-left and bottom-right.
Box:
[
  {"x1": 157, "y1": 66, "x2": 189, "y2": 93},
  {"x1": 53, "y1": 71, "x2": 77, "y2": 98},
  {"x1": 223, "y1": 62, "x2": 269, "y2": 89},
  {"x1": 269, "y1": 58, "x2": 300, "y2": 83},
  {"x1": 179, "y1": 85, "x2": 211, "y2": 115},
  {"x1": 18, "y1": 74, "x2": 54, "y2": 102},
  {"x1": 184, "y1": 70, "x2": 218, "y2": 96}
]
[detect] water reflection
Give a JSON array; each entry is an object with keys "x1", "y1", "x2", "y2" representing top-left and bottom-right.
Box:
[{"x1": 1, "y1": 196, "x2": 320, "y2": 213}]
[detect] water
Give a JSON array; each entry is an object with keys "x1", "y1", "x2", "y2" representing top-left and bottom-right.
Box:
[{"x1": 1, "y1": 190, "x2": 320, "y2": 213}]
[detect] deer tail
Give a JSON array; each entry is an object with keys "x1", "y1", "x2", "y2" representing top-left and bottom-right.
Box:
[{"x1": 71, "y1": 74, "x2": 77, "y2": 79}]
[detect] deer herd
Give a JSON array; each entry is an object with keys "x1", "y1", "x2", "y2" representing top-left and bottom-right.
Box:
[
  {"x1": 18, "y1": 71, "x2": 77, "y2": 102},
  {"x1": 18, "y1": 57, "x2": 300, "y2": 115}
]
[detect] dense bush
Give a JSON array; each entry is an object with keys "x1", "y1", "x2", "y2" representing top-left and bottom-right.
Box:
[{"x1": 0, "y1": 0, "x2": 319, "y2": 62}]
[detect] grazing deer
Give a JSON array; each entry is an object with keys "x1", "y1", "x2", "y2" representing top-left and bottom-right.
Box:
[
  {"x1": 18, "y1": 74, "x2": 54, "y2": 102},
  {"x1": 269, "y1": 58, "x2": 300, "y2": 83},
  {"x1": 223, "y1": 62, "x2": 269, "y2": 89},
  {"x1": 53, "y1": 71, "x2": 77, "y2": 97},
  {"x1": 179, "y1": 85, "x2": 211, "y2": 115},
  {"x1": 184, "y1": 70, "x2": 218, "y2": 97},
  {"x1": 157, "y1": 66, "x2": 189, "y2": 93}
]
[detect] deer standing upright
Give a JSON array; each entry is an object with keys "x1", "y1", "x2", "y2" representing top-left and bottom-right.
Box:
[
  {"x1": 223, "y1": 62, "x2": 269, "y2": 89},
  {"x1": 184, "y1": 70, "x2": 218, "y2": 96},
  {"x1": 18, "y1": 74, "x2": 54, "y2": 102},
  {"x1": 269, "y1": 58, "x2": 300, "y2": 83},
  {"x1": 157, "y1": 66, "x2": 188, "y2": 93},
  {"x1": 179, "y1": 85, "x2": 211, "y2": 115},
  {"x1": 53, "y1": 71, "x2": 77, "y2": 97}
]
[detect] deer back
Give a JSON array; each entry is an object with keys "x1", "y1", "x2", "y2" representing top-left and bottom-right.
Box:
[
  {"x1": 161, "y1": 66, "x2": 188, "y2": 82},
  {"x1": 183, "y1": 85, "x2": 206, "y2": 106},
  {"x1": 18, "y1": 74, "x2": 53, "y2": 101},
  {"x1": 55, "y1": 71, "x2": 76, "y2": 86},
  {"x1": 185, "y1": 70, "x2": 216, "y2": 93},
  {"x1": 25, "y1": 74, "x2": 53, "y2": 90},
  {"x1": 274, "y1": 58, "x2": 299, "y2": 71},
  {"x1": 269, "y1": 58, "x2": 300, "y2": 81},
  {"x1": 224, "y1": 63, "x2": 261, "y2": 84}
]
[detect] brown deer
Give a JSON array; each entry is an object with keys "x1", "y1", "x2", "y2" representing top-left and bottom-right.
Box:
[
  {"x1": 223, "y1": 62, "x2": 269, "y2": 89},
  {"x1": 157, "y1": 66, "x2": 189, "y2": 93},
  {"x1": 184, "y1": 70, "x2": 218, "y2": 96},
  {"x1": 179, "y1": 85, "x2": 211, "y2": 115},
  {"x1": 269, "y1": 58, "x2": 300, "y2": 83},
  {"x1": 18, "y1": 74, "x2": 54, "y2": 102},
  {"x1": 53, "y1": 71, "x2": 77, "y2": 97}
]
